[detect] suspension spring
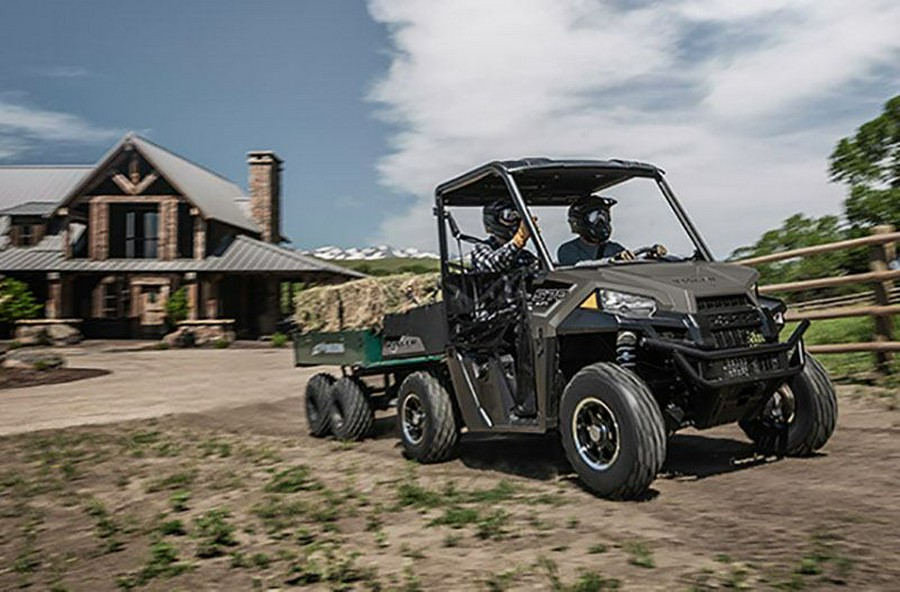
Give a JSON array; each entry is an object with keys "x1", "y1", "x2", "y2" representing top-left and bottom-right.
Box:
[{"x1": 616, "y1": 331, "x2": 638, "y2": 369}]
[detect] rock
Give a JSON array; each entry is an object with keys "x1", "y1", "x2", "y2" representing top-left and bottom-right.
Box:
[
  {"x1": 14, "y1": 321, "x2": 83, "y2": 346},
  {"x1": 3, "y1": 348, "x2": 66, "y2": 370},
  {"x1": 162, "y1": 322, "x2": 236, "y2": 348}
]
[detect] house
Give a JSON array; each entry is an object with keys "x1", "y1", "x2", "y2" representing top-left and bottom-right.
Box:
[{"x1": 0, "y1": 133, "x2": 360, "y2": 339}]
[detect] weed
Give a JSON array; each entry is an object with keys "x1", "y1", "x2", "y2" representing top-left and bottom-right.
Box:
[
  {"x1": 430, "y1": 506, "x2": 480, "y2": 529},
  {"x1": 199, "y1": 438, "x2": 232, "y2": 458},
  {"x1": 400, "y1": 565, "x2": 423, "y2": 592},
  {"x1": 484, "y1": 569, "x2": 519, "y2": 591},
  {"x1": 116, "y1": 541, "x2": 191, "y2": 589},
  {"x1": 296, "y1": 527, "x2": 316, "y2": 546},
  {"x1": 366, "y1": 512, "x2": 383, "y2": 532},
  {"x1": 213, "y1": 337, "x2": 231, "y2": 349},
  {"x1": 146, "y1": 470, "x2": 196, "y2": 493},
  {"x1": 271, "y1": 332, "x2": 289, "y2": 348},
  {"x1": 253, "y1": 497, "x2": 308, "y2": 535},
  {"x1": 230, "y1": 551, "x2": 250, "y2": 569},
  {"x1": 13, "y1": 542, "x2": 40, "y2": 574},
  {"x1": 443, "y1": 533, "x2": 462, "y2": 547},
  {"x1": 569, "y1": 570, "x2": 621, "y2": 591},
  {"x1": 567, "y1": 517, "x2": 580, "y2": 529},
  {"x1": 169, "y1": 489, "x2": 191, "y2": 512},
  {"x1": 84, "y1": 498, "x2": 123, "y2": 552},
  {"x1": 476, "y1": 509, "x2": 510, "y2": 540},
  {"x1": 194, "y1": 508, "x2": 238, "y2": 558},
  {"x1": 265, "y1": 465, "x2": 321, "y2": 493},
  {"x1": 624, "y1": 540, "x2": 655, "y2": 569},
  {"x1": 400, "y1": 543, "x2": 425, "y2": 559},
  {"x1": 159, "y1": 519, "x2": 187, "y2": 536},
  {"x1": 588, "y1": 543, "x2": 608, "y2": 554},
  {"x1": 252, "y1": 552, "x2": 272, "y2": 569},
  {"x1": 375, "y1": 530, "x2": 389, "y2": 548},
  {"x1": 715, "y1": 553, "x2": 733, "y2": 564}
]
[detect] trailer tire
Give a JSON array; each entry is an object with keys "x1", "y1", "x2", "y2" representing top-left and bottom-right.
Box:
[
  {"x1": 305, "y1": 373, "x2": 336, "y2": 437},
  {"x1": 330, "y1": 377, "x2": 374, "y2": 441},
  {"x1": 559, "y1": 362, "x2": 666, "y2": 500},
  {"x1": 397, "y1": 371, "x2": 459, "y2": 463},
  {"x1": 740, "y1": 354, "x2": 837, "y2": 456}
]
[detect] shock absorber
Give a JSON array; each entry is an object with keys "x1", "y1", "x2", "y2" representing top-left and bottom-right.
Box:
[{"x1": 616, "y1": 331, "x2": 638, "y2": 369}]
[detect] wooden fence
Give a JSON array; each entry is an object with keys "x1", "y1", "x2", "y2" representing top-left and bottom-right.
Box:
[{"x1": 737, "y1": 225, "x2": 899, "y2": 372}]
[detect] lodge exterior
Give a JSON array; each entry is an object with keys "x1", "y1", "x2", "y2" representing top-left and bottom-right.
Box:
[{"x1": 0, "y1": 133, "x2": 359, "y2": 339}]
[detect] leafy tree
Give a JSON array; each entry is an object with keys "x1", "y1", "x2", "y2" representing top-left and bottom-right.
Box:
[
  {"x1": 829, "y1": 95, "x2": 900, "y2": 229},
  {"x1": 0, "y1": 278, "x2": 42, "y2": 322},
  {"x1": 165, "y1": 287, "x2": 190, "y2": 327}
]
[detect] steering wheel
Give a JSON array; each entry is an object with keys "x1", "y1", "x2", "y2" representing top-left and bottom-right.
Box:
[{"x1": 629, "y1": 244, "x2": 668, "y2": 260}]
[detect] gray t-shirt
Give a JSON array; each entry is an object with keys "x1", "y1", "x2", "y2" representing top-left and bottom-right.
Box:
[{"x1": 557, "y1": 238, "x2": 626, "y2": 266}]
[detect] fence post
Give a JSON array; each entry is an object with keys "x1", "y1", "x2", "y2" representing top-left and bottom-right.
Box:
[{"x1": 870, "y1": 225, "x2": 896, "y2": 373}]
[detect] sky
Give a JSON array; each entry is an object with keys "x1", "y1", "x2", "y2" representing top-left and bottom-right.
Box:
[{"x1": 0, "y1": 0, "x2": 898, "y2": 258}]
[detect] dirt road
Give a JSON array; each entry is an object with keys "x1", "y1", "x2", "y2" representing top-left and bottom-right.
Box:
[{"x1": 0, "y1": 348, "x2": 897, "y2": 590}]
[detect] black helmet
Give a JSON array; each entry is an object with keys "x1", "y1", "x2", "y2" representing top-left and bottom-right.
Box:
[
  {"x1": 568, "y1": 196, "x2": 617, "y2": 243},
  {"x1": 483, "y1": 200, "x2": 521, "y2": 242}
]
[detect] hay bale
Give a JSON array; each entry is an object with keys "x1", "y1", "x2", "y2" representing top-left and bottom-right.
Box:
[{"x1": 293, "y1": 273, "x2": 442, "y2": 334}]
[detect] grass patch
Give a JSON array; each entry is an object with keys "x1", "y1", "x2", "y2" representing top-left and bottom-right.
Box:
[
  {"x1": 429, "y1": 506, "x2": 480, "y2": 528},
  {"x1": 169, "y1": 490, "x2": 191, "y2": 512},
  {"x1": 116, "y1": 541, "x2": 191, "y2": 589},
  {"x1": 146, "y1": 470, "x2": 196, "y2": 493},
  {"x1": 624, "y1": 540, "x2": 655, "y2": 569},
  {"x1": 264, "y1": 465, "x2": 321, "y2": 493},
  {"x1": 538, "y1": 556, "x2": 620, "y2": 591},
  {"x1": 194, "y1": 508, "x2": 238, "y2": 558}
]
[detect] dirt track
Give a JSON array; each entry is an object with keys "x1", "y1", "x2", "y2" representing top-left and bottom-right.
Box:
[{"x1": 0, "y1": 348, "x2": 898, "y2": 590}]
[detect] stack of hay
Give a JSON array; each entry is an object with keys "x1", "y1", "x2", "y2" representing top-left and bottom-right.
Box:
[{"x1": 294, "y1": 273, "x2": 441, "y2": 334}]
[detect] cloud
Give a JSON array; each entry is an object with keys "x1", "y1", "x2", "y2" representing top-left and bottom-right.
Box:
[
  {"x1": 34, "y1": 66, "x2": 90, "y2": 78},
  {"x1": 365, "y1": 0, "x2": 900, "y2": 256},
  {"x1": 0, "y1": 98, "x2": 117, "y2": 160}
]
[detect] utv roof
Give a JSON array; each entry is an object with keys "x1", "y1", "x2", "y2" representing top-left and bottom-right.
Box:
[{"x1": 436, "y1": 158, "x2": 662, "y2": 206}]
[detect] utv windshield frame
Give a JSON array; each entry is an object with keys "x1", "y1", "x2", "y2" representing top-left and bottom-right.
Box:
[{"x1": 434, "y1": 158, "x2": 714, "y2": 272}]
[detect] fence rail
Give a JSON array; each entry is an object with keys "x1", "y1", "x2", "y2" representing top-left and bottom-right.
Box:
[{"x1": 737, "y1": 224, "x2": 898, "y2": 371}]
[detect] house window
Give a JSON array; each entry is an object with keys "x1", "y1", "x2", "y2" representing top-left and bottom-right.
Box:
[
  {"x1": 124, "y1": 210, "x2": 159, "y2": 259},
  {"x1": 20, "y1": 224, "x2": 34, "y2": 246}
]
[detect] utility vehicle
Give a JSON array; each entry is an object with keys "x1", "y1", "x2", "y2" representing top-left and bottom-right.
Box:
[{"x1": 295, "y1": 159, "x2": 838, "y2": 499}]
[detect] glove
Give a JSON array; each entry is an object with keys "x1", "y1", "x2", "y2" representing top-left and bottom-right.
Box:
[
  {"x1": 613, "y1": 249, "x2": 635, "y2": 261},
  {"x1": 512, "y1": 217, "x2": 539, "y2": 248},
  {"x1": 652, "y1": 244, "x2": 668, "y2": 258}
]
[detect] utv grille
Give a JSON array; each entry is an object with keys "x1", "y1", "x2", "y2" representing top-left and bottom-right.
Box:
[{"x1": 695, "y1": 294, "x2": 766, "y2": 349}]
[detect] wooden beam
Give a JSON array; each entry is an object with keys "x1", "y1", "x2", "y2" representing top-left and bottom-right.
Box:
[
  {"x1": 786, "y1": 304, "x2": 900, "y2": 321},
  {"x1": 806, "y1": 342, "x2": 900, "y2": 354},
  {"x1": 759, "y1": 269, "x2": 900, "y2": 294},
  {"x1": 737, "y1": 231, "x2": 900, "y2": 266}
]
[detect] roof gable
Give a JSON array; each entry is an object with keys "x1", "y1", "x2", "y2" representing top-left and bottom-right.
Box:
[
  {"x1": 58, "y1": 134, "x2": 259, "y2": 233},
  {"x1": 0, "y1": 166, "x2": 91, "y2": 211}
]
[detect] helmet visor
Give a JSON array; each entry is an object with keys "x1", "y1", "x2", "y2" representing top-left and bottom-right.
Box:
[
  {"x1": 585, "y1": 208, "x2": 609, "y2": 225},
  {"x1": 498, "y1": 206, "x2": 521, "y2": 227}
]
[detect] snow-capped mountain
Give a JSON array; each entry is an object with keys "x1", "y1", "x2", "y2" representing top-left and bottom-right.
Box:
[{"x1": 306, "y1": 245, "x2": 439, "y2": 261}]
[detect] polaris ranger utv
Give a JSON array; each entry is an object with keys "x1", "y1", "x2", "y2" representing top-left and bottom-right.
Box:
[{"x1": 295, "y1": 158, "x2": 837, "y2": 499}]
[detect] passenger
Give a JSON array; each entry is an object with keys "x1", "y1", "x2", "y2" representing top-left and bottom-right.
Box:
[
  {"x1": 471, "y1": 200, "x2": 537, "y2": 272},
  {"x1": 557, "y1": 196, "x2": 631, "y2": 266}
]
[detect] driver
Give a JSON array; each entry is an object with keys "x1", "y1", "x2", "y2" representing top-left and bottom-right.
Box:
[
  {"x1": 472, "y1": 200, "x2": 537, "y2": 272},
  {"x1": 557, "y1": 196, "x2": 631, "y2": 266}
]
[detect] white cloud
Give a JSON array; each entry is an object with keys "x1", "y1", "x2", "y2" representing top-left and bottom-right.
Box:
[
  {"x1": 365, "y1": 0, "x2": 900, "y2": 256},
  {"x1": 0, "y1": 99, "x2": 117, "y2": 160}
]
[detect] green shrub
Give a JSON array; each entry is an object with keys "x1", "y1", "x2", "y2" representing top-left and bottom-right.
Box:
[
  {"x1": 213, "y1": 337, "x2": 231, "y2": 349},
  {"x1": 0, "y1": 278, "x2": 42, "y2": 323},
  {"x1": 271, "y1": 332, "x2": 288, "y2": 348},
  {"x1": 164, "y1": 287, "x2": 189, "y2": 327}
]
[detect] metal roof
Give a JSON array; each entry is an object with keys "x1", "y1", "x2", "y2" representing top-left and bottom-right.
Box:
[
  {"x1": 0, "y1": 200, "x2": 58, "y2": 217},
  {"x1": 0, "y1": 233, "x2": 362, "y2": 278},
  {"x1": 55, "y1": 134, "x2": 259, "y2": 233},
  {"x1": 0, "y1": 167, "x2": 91, "y2": 211}
]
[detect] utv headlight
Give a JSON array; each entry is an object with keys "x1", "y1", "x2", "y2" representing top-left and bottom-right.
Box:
[{"x1": 597, "y1": 289, "x2": 657, "y2": 318}]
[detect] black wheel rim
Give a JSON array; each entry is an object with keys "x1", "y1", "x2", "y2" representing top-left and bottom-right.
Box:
[
  {"x1": 401, "y1": 393, "x2": 425, "y2": 445},
  {"x1": 572, "y1": 397, "x2": 620, "y2": 471},
  {"x1": 761, "y1": 384, "x2": 796, "y2": 428}
]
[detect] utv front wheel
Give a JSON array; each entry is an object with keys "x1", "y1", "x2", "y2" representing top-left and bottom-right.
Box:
[
  {"x1": 330, "y1": 377, "x2": 374, "y2": 441},
  {"x1": 305, "y1": 372, "x2": 336, "y2": 437},
  {"x1": 397, "y1": 372, "x2": 459, "y2": 463},
  {"x1": 559, "y1": 363, "x2": 666, "y2": 500},
  {"x1": 740, "y1": 355, "x2": 837, "y2": 456}
]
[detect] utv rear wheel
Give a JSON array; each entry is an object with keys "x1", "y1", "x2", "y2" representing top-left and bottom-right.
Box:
[
  {"x1": 330, "y1": 377, "x2": 374, "y2": 441},
  {"x1": 559, "y1": 363, "x2": 666, "y2": 500},
  {"x1": 740, "y1": 354, "x2": 837, "y2": 456},
  {"x1": 305, "y1": 373, "x2": 336, "y2": 437},
  {"x1": 397, "y1": 371, "x2": 459, "y2": 463}
]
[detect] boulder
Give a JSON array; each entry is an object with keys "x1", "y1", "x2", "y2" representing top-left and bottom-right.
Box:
[
  {"x1": 3, "y1": 348, "x2": 66, "y2": 370},
  {"x1": 162, "y1": 322, "x2": 236, "y2": 348},
  {"x1": 14, "y1": 320, "x2": 83, "y2": 346}
]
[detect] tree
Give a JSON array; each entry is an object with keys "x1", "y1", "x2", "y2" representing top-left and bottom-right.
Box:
[
  {"x1": 0, "y1": 278, "x2": 42, "y2": 323},
  {"x1": 829, "y1": 95, "x2": 900, "y2": 229}
]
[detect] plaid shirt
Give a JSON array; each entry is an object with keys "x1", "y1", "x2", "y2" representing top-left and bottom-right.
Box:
[{"x1": 472, "y1": 237, "x2": 536, "y2": 272}]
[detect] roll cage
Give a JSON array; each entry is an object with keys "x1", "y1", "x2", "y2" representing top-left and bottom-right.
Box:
[{"x1": 434, "y1": 158, "x2": 714, "y2": 273}]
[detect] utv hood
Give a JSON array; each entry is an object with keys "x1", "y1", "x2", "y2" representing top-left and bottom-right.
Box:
[{"x1": 548, "y1": 261, "x2": 760, "y2": 314}]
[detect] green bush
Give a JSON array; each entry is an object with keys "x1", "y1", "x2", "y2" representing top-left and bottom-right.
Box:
[
  {"x1": 165, "y1": 287, "x2": 189, "y2": 327},
  {"x1": 0, "y1": 278, "x2": 42, "y2": 323},
  {"x1": 271, "y1": 332, "x2": 288, "y2": 348}
]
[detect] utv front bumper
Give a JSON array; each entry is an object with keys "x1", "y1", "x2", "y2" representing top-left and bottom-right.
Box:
[{"x1": 642, "y1": 319, "x2": 809, "y2": 389}]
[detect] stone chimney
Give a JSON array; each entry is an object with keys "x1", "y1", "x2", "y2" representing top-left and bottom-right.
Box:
[{"x1": 247, "y1": 151, "x2": 282, "y2": 243}]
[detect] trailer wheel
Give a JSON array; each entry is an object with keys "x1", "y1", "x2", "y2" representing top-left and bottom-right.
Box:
[
  {"x1": 397, "y1": 372, "x2": 459, "y2": 463},
  {"x1": 559, "y1": 362, "x2": 666, "y2": 500},
  {"x1": 330, "y1": 377, "x2": 374, "y2": 441},
  {"x1": 305, "y1": 373, "x2": 336, "y2": 437},
  {"x1": 740, "y1": 354, "x2": 837, "y2": 456}
]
